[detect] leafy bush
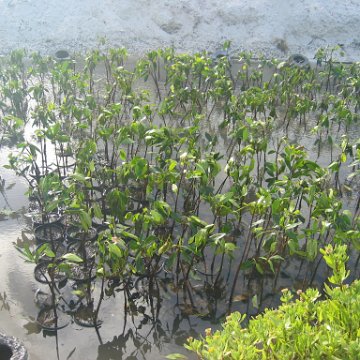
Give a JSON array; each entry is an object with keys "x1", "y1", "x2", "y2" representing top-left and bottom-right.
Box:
[{"x1": 184, "y1": 245, "x2": 360, "y2": 359}]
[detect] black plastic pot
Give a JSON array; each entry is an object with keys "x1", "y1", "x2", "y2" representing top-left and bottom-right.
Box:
[
  {"x1": 0, "y1": 332, "x2": 28, "y2": 360},
  {"x1": 34, "y1": 261, "x2": 67, "y2": 284},
  {"x1": 34, "y1": 223, "x2": 64, "y2": 244},
  {"x1": 287, "y1": 54, "x2": 310, "y2": 69},
  {"x1": 73, "y1": 304, "x2": 102, "y2": 328},
  {"x1": 36, "y1": 306, "x2": 69, "y2": 331},
  {"x1": 31, "y1": 212, "x2": 63, "y2": 228},
  {"x1": 92, "y1": 218, "x2": 110, "y2": 232},
  {"x1": 36, "y1": 241, "x2": 67, "y2": 261},
  {"x1": 66, "y1": 225, "x2": 97, "y2": 243},
  {"x1": 54, "y1": 50, "x2": 71, "y2": 62},
  {"x1": 67, "y1": 240, "x2": 97, "y2": 263},
  {"x1": 67, "y1": 263, "x2": 97, "y2": 283}
]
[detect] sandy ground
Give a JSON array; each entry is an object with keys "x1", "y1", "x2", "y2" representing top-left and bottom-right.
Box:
[{"x1": 0, "y1": 0, "x2": 360, "y2": 61}]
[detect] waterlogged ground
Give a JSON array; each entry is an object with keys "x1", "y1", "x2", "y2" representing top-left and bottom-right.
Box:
[
  {"x1": 1, "y1": 123, "x2": 359, "y2": 360},
  {"x1": 0, "y1": 158, "x2": 196, "y2": 359},
  {"x1": 1, "y1": 54, "x2": 360, "y2": 360}
]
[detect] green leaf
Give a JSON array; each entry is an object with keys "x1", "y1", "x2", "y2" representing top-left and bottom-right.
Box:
[
  {"x1": 285, "y1": 221, "x2": 302, "y2": 230},
  {"x1": 70, "y1": 173, "x2": 87, "y2": 182},
  {"x1": 252, "y1": 294, "x2": 259, "y2": 309},
  {"x1": 133, "y1": 157, "x2": 148, "y2": 178},
  {"x1": 44, "y1": 248, "x2": 56, "y2": 258},
  {"x1": 14, "y1": 243, "x2": 35, "y2": 262},
  {"x1": 306, "y1": 238, "x2": 318, "y2": 261},
  {"x1": 62, "y1": 253, "x2": 83, "y2": 263},
  {"x1": 119, "y1": 149, "x2": 127, "y2": 161},
  {"x1": 265, "y1": 259, "x2": 273, "y2": 273},
  {"x1": 79, "y1": 210, "x2": 92, "y2": 230},
  {"x1": 188, "y1": 215, "x2": 208, "y2": 228},
  {"x1": 108, "y1": 243, "x2": 123, "y2": 258},
  {"x1": 168, "y1": 159, "x2": 177, "y2": 171},
  {"x1": 121, "y1": 231, "x2": 139, "y2": 241},
  {"x1": 158, "y1": 241, "x2": 171, "y2": 255},
  {"x1": 328, "y1": 161, "x2": 340, "y2": 172},
  {"x1": 171, "y1": 183, "x2": 178, "y2": 193},
  {"x1": 252, "y1": 219, "x2": 265, "y2": 227},
  {"x1": 72, "y1": 289, "x2": 85, "y2": 297},
  {"x1": 150, "y1": 209, "x2": 164, "y2": 224},
  {"x1": 270, "y1": 255, "x2": 284, "y2": 262},
  {"x1": 224, "y1": 242, "x2": 236, "y2": 253},
  {"x1": 255, "y1": 262, "x2": 264, "y2": 274},
  {"x1": 210, "y1": 232, "x2": 226, "y2": 242},
  {"x1": 93, "y1": 203, "x2": 103, "y2": 219},
  {"x1": 271, "y1": 199, "x2": 281, "y2": 214},
  {"x1": 240, "y1": 260, "x2": 255, "y2": 270},
  {"x1": 166, "y1": 354, "x2": 188, "y2": 359}
]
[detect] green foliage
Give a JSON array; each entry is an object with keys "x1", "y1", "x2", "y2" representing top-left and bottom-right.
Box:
[
  {"x1": 186, "y1": 282, "x2": 360, "y2": 359},
  {"x1": 321, "y1": 244, "x2": 350, "y2": 287},
  {"x1": 185, "y1": 245, "x2": 360, "y2": 359},
  {"x1": 2, "y1": 46, "x2": 360, "y2": 345}
]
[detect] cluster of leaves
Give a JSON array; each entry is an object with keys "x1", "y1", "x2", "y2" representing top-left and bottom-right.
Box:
[{"x1": 182, "y1": 245, "x2": 360, "y2": 359}]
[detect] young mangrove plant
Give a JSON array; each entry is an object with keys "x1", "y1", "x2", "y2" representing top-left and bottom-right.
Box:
[{"x1": 1, "y1": 46, "x2": 359, "y2": 355}]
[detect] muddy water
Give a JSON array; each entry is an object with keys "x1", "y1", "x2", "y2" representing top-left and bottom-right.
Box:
[
  {"x1": 1, "y1": 140, "x2": 358, "y2": 360},
  {"x1": 0, "y1": 189, "x2": 198, "y2": 360},
  {"x1": 0, "y1": 60, "x2": 360, "y2": 359},
  {"x1": 0, "y1": 170, "x2": 197, "y2": 360},
  {"x1": 0, "y1": 100, "x2": 209, "y2": 360},
  {"x1": 0, "y1": 68, "x2": 203, "y2": 359}
]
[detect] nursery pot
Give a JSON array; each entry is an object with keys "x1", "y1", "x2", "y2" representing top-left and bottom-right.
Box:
[
  {"x1": 0, "y1": 332, "x2": 28, "y2": 360},
  {"x1": 34, "y1": 223, "x2": 64, "y2": 244},
  {"x1": 73, "y1": 303, "x2": 103, "y2": 328},
  {"x1": 36, "y1": 306, "x2": 69, "y2": 331},
  {"x1": 67, "y1": 240, "x2": 97, "y2": 264},
  {"x1": 36, "y1": 241, "x2": 67, "y2": 261},
  {"x1": 54, "y1": 50, "x2": 71, "y2": 62},
  {"x1": 287, "y1": 54, "x2": 310, "y2": 68},
  {"x1": 67, "y1": 263, "x2": 97, "y2": 283},
  {"x1": 66, "y1": 225, "x2": 97, "y2": 243},
  {"x1": 31, "y1": 212, "x2": 63, "y2": 229},
  {"x1": 34, "y1": 260, "x2": 67, "y2": 284}
]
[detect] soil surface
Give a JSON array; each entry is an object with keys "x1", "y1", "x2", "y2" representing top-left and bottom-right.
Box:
[{"x1": 1, "y1": 0, "x2": 360, "y2": 61}]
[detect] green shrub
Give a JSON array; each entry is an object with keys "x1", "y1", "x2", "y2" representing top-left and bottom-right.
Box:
[{"x1": 182, "y1": 245, "x2": 360, "y2": 359}]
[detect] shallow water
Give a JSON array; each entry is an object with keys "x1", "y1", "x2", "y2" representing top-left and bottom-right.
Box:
[
  {"x1": 1, "y1": 140, "x2": 358, "y2": 360},
  {"x1": 0, "y1": 148, "x2": 207, "y2": 359},
  {"x1": 0, "y1": 58, "x2": 360, "y2": 359}
]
